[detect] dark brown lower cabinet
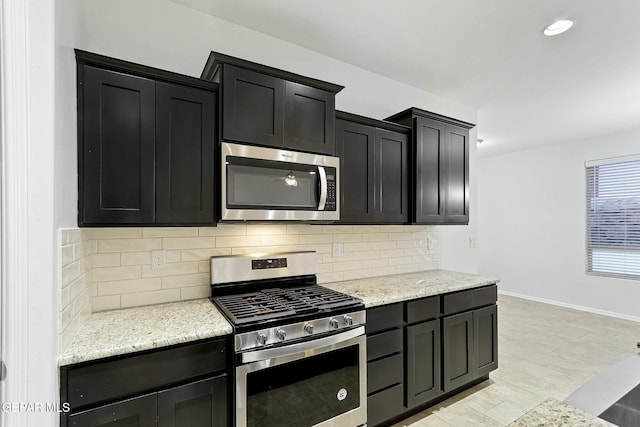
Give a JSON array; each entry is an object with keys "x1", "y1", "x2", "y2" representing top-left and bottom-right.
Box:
[
  {"x1": 366, "y1": 286, "x2": 498, "y2": 427},
  {"x1": 68, "y1": 393, "x2": 157, "y2": 426},
  {"x1": 406, "y1": 319, "x2": 441, "y2": 408},
  {"x1": 443, "y1": 305, "x2": 499, "y2": 393},
  {"x1": 442, "y1": 312, "x2": 473, "y2": 392},
  {"x1": 157, "y1": 376, "x2": 227, "y2": 427},
  {"x1": 61, "y1": 338, "x2": 229, "y2": 427},
  {"x1": 473, "y1": 305, "x2": 498, "y2": 376}
]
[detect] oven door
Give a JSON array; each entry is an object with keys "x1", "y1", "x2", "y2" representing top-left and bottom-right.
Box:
[
  {"x1": 236, "y1": 327, "x2": 366, "y2": 427},
  {"x1": 221, "y1": 142, "x2": 339, "y2": 221}
]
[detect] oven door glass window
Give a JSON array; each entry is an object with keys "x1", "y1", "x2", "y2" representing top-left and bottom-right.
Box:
[
  {"x1": 227, "y1": 157, "x2": 319, "y2": 210},
  {"x1": 245, "y1": 345, "x2": 360, "y2": 427}
]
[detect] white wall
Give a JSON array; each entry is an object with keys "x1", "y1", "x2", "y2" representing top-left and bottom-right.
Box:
[{"x1": 478, "y1": 127, "x2": 640, "y2": 320}]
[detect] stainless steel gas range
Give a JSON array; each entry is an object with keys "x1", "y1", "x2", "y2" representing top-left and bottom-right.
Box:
[{"x1": 209, "y1": 251, "x2": 367, "y2": 427}]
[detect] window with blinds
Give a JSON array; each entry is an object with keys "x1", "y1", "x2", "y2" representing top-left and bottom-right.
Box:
[{"x1": 586, "y1": 155, "x2": 640, "y2": 279}]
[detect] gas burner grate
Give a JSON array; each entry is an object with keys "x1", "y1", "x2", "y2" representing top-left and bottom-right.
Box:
[
  {"x1": 212, "y1": 285, "x2": 363, "y2": 326},
  {"x1": 213, "y1": 292, "x2": 296, "y2": 324},
  {"x1": 264, "y1": 286, "x2": 362, "y2": 311}
]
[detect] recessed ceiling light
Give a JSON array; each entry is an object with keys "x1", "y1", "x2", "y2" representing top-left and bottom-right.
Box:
[{"x1": 544, "y1": 19, "x2": 574, "y2": 36}]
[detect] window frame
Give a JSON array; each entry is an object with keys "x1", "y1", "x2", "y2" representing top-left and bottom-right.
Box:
[{"x1": 585, "y1": 155, "x2": 640, "y2": 280}]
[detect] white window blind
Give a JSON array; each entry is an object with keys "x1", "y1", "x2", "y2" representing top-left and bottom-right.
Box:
[{"x1": 586, "y1": 155, "x2": 640, "y2": 279}]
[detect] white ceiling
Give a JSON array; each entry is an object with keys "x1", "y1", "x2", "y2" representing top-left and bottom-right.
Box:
[{"x1": 172, "y1": 0, "x2": 640, "y2": 157}]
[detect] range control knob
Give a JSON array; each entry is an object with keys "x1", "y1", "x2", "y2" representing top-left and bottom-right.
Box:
[
  {"x1": 304, "y1": 323, "x2": 314, "y2": 334},
  {"x1": 276, "y1": 328, "x2": 286, "y2": 340},
  {"x1": 343, "y1": 315, "x2": 354, "y2": 326},
  {"x1": 256, "y1": 332, "x2": 268, "y2": 345},
  {"x1": 329, "y1": 318, "x2": 339, "y2": 329}
]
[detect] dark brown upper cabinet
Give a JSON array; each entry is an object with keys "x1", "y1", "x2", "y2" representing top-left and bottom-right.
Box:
[
  {"x1": 76, "y1": 50, "x2": 217, "y2": 226},
  {"x1": 201, "y1": 52, "x2": 343, "y2": 155},
  {"x1": 336, "y1": 112, "x2": 409, "y2": 224},
  {"x1": 386, "y1": 108, "x2": 474, "y2": 225}
]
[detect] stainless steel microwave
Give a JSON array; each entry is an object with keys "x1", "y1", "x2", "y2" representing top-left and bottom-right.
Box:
[{"x1": 221, "y1": 142, "x2": 340, "y2": 221}]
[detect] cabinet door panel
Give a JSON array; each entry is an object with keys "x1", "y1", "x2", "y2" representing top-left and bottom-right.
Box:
[
  {"x1": 68, "y1": 393, "x2": 156, "y2": 427},
  {"x1": 444, "y1": 125, "x2": 469, "y2": 223},
  {"x1": 155, "y1": 82, "x2": 216, "y2": 224},
  {"x1": 285, "y1": 82, "x2": 335, "y2": 155},
  {"x1": 222, "y1": 64, "x2": 284, "y2": 147},
  {"x1": 474, "y1": 305, "x2": 498, "y2": 376},
  {"x1": 81, "y1": 66, "x2": 155, "y2": 224},
  {"x1": 367, "y1": 329, "x2": 402, "y2": 362},
  {"x1": 414, "y1": 116, "x2": 445, "y2": 224},
  {"x1": 336, "y1": 120, "x2": 375, "y2": 222},
  {"x1": 368, "y1": 353, "x2": 403, "y2": 394},
  {"x1": 406, "y1": 319, "x2": 441, "y2": 408},
  {"x1": 157, "y1": 375, "x2": 228, "y2": 427},
  {"x1": 367, "y1": 384, "x2": 404, "y2": 427},
  {"x1": 443, "y1": 312, "x2": 473, "y2": 392},
  {"x1": 366, "y1": 303, "x2": 403, "y2": 334},
  {"x1": 375, "y1": 129, "x2": 408, "y2": 223}
]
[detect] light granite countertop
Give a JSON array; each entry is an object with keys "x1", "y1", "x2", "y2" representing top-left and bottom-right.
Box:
[
  {"x1": 58, "y1": 298, "x2": 232, "y2": 366},
  {"x1": 509, "y1": 399, "x2": 614, "y2": 426},
  {"x1": 59, "y1": 269, "x2": 497, "y2": 366},
  {"x1": 323, "y1": 269, "x2": 499, "y2": 308}
]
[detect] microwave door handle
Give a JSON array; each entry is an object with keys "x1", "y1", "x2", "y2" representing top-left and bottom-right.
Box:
[{"x1": 317, "y1": 166, "x2": 327, "y2": 210}]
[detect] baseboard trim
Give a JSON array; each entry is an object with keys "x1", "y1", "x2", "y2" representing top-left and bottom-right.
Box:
[{"x1": 498, "y1": 290, "x2": 640, "y2": 323}]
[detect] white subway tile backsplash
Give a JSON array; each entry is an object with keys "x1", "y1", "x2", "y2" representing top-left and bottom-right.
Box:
[
  {"x1": 93, "y1": 265, "x2": 142, "y2": 282},
  {"x1": 142, "y1": 227, "x2": 199, "y2": 238},
  {"x1": 98, "y1": 277, "x2": 162, "y2": 296},
  {"x1": 298, "y1": 234, "x2": 333, "y2": 244},
  {"x1": 92, "y1": 228, "x2": 142, "y2": 239},
  {"x1": 141, "y1": 262, "x2": 199, "y2": 278},
  {"x1": 180, "y1": 285, "x2": 210, "y2": 300},
  {"x1": 92, "y1": 295, "x2": 121, "y2": 312},
  {"x1": 59, "y1": 223, "x2": 440, "y2": 350},
  {"x1": 181, "y1": 248, "x2": 231, "y2": 261},
  {"x1": 321, "y1": 225, "x2": 353, "y2": 234},
  {"x1": 216, "y1": 235, "x2": 262, "y2": 248},
  {"x1": 93, "y1": 253, "x2": 121, "y2": 268},
  {"x1": 99, "y1": 238, "x2": 161, "y2": 253},
  {"x1": 121, "y1": 289, "x2": 181, "y2": 309},
  {"x1": 286, "y1": 224, "x2": 318, "y2": 235},
  {"x1": 246, "y1": 224, "x2": 287, "y2": 235},
  {"x1": 120, "y1": 251, "x2": 152, "y2": 266},
  {"x1": 333, "y1": 260, "x2": 363, "y2": 272},
  {"x1": 61, "y1": 244, "x2": 74, "y2": 266},
  {"x1": 166, "y1": 250, "x2": 182, "y2": 263},
  {"x1": 260, "y1": 234, "x2": 299, "y2": 246},
  {"x1": 161, "y1": 273, "x2": 209, "y2": 289},
  {"x1": 333, "y1": 234, "x2": 363, "y2": 243},
  {"x1": 162, "y1": 237, "x2": 215, "y2": 250},
  {"x1": 362, "y1": 233, "x2": 389, "y2": 242},
  {"x1": 199, "y1": 224, "x2": 246, "y2": 236}
]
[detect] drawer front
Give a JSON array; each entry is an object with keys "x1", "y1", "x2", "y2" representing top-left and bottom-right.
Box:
[
  {"x1": 406, "y1": 296, "x2": 440, "y2": 324},
  {"x1": 368, "y1": 383, "x2": 404, "y2": 427},
  {"x1": 474, "y1": 285, "x2": 497, "y2": 307},
  {"x1": 367, "y1": 329, "x2": 402, "y2": 362},
  {"x1": 367, "y1": 353, "x2": 403, "y2": 394},
  {"x1": 66, "y1": 338, "x2": 227, "y2": 409},
  {"x1": 443, "y1": 289, "x2": 474, "y2": 315},
  {"x1": 367, "y1": 303, "x2": 403, "y2": 334}
]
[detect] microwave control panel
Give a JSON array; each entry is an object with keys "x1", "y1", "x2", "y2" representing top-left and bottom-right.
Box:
[{"x1": 325, "y1": 167, "x2": 337, "y2": 211}]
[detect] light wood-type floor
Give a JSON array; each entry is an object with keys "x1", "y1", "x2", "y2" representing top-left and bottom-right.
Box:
[{"x1": 392, "y1": 295, "x2": 640, "y2": 426}]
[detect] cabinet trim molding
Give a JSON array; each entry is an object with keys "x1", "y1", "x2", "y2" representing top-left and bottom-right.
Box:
[{"x1": 201, "y1": 51, "x2": 344, "y2": 94}]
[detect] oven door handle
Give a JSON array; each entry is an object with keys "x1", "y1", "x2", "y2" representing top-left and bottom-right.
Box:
[
  {"x1": 317, "y1": 166, "x2": 327, "y2": 210},
  {"x1": 241, "y1": 326, "x2": 364, "y2": 364}
]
